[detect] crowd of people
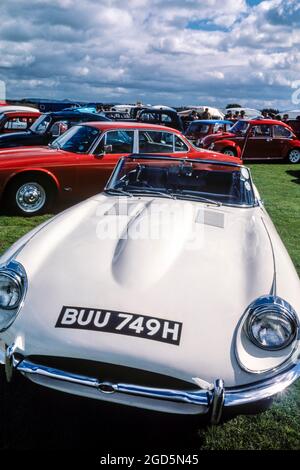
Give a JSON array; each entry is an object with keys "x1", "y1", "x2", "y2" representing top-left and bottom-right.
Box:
[
  {"x1": 224, "y1": 110, "x2": 299, "y2": 122},
  {"x1": 183, "y1": 108, "x2": 300, "y2": 123},
  {"x1": 95, "y1": 102, "x2": 300, "y2": 125},
  {"x1": 188, "y1": 108, "x2": 212, "y2": 121},
  {"x1": 224, "y1": 110, "x2": 247, "y2": 121}
]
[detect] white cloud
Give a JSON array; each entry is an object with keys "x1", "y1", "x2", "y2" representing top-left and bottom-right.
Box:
[{"x1": 0, "y1": 0, "x2": 297, "y2": 109}]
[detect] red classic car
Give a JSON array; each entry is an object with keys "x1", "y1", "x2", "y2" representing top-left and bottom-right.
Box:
[
  {"x1": 201, "y1": 119, "x2": 300, "y2": 163},
  {"x1": 0, "y1": 122, "x2": 240, "y2": 216},
  {"x1": 0, "y1": 111, "x2": 41, "y2": 134},
  {"x1": 184, "y1": 120, "x2": 233, "y2": 146}
]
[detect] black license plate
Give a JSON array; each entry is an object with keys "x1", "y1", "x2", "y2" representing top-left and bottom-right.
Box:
[{"x1": 55, "y1": 306, "x2": 182, "y2": 345}]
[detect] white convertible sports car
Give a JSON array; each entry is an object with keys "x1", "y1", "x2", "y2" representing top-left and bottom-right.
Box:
[{"x1": 0, "y1": 155, "x2": 299, "y2": 424}]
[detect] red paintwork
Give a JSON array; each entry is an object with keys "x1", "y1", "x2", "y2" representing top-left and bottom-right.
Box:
[
  {"x1": 185, "y1": 123, "x2": 231, "y2": 144},
  {"x1": 201, "y1": 119, "x2": 300, "y2": 161},
  {"x1": 0, "y1": 111, "x2": 41, "y2": 134},
  {"x1": 0, "y1": 122, "x2": 241, "y2": 206}
]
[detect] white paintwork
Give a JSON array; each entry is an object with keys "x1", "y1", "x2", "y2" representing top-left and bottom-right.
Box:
[
  {"x1": 0, "y1": 105, "x2": 40, "y2": 114},
  {"x1": 0, "y1": 186, "x2": 300, "y2": 408},
  {"x1": 111, "y1": 105, "x2": 136, "y2": 112},
  {"x1": 279, "y1": 110, "x2": 300, "y2": 119},
  {"x1": 152, "y1": 105, "x2": 177, "y2": 112}
]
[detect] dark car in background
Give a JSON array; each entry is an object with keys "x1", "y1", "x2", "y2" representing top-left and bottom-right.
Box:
[
  {"x1": 287, "y1": 119, "x2": 300, "y2": 139},
  {"x1": 102, "y1": 111, "x2": 131, "y2": 120},
  {"x1": 0, "y1": 110, "x2": 41, "y2": 135},
  {"x1": 0, "y1": 110, "x2": 110, "y2": 148},
  {"x1": 125, "y1": 107, "x2": 184, "y2": 131}
]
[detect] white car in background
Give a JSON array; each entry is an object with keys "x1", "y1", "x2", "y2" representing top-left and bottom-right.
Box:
[
  {"x1": 187, "y1": 106, "x2": 224, "y2": 119},
  {"x1": 280, "y1": 110, "x2": 300, "y2": 119},
  {"x1": 0, "y1": 155, "x2": 299, "y2": 424},
  {"x1": 0, "y1": 105, "x2": 40, "y2": 114}
]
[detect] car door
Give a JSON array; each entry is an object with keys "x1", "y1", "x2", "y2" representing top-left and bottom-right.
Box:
[
  {"x1": 74, "y1": 129, "x2": 135, "y2": 199},
  {"x1": 272, "y1": 124, "x2": 294, "y2": 159},
  {"x1": 138, "y1": 129, "x2": 189, "y2": 155},
  {"x1": 242, "y1": 124, "x2": 278, "y2": 159}
]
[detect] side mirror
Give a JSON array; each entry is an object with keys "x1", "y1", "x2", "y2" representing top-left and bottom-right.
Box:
[
  {"x1": 94, "y1": 144, "x2": 113, "y2": 158},
  {"x1": 104, "y1": 144, "x2": 112, "y2": 153},
  {"x1": 49, "y1": 121, "x2": 68, "y2": 138}
]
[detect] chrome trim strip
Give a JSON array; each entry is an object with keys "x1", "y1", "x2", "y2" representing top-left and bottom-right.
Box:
[
  {"x1": 16, "y1": 358, "x2": 210, "y2": 407},
  {"x1": 127, "y1": 154, "x2": 243, "y2": 168},
  {"x1": 210, "y1": 379, "x2": 225, "y2": 424},
  {"x1": 14, "y1": 356, "x2": 300, "y2": 421},
  {"x1": 224, "y1": 361, "x2": 300, "y2": 406},
  {"x1": 261, "y1": 217, "x2": 277, "y2": 296}
]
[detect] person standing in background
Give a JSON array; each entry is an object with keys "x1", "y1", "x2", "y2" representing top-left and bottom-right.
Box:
[{"x1": 202, "y1": 108, "x2": 211, "y2": 119}]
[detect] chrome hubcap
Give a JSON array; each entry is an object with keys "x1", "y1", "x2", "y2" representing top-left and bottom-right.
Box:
[
  {"x1": 16, "y1": 182, "x2": 46, "y2": 213},
  {"x1": 289, "y1": 150, "x2": 300, "y2": 163},
  {"x1": 224, "y1": 150, "x2": 235, "y2": 156}
]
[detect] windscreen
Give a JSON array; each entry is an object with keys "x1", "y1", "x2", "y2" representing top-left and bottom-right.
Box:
[
  {"x1": 107, "y1": 158, "x2": 255, "y2": 207},
  {"x1": 230, "y1": 120, "x2": 249, "y2": 135},
  {"x1": 30, "y1": 114, "x2": 52, "y2": 134},
  {"x1": 50, "y1": 125, "x2": 100, "y2": 153}
]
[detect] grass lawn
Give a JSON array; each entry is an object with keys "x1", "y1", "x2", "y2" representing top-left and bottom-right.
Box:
[{"x1": 0, "y1": 163, "x2": 299, "y2": 450}]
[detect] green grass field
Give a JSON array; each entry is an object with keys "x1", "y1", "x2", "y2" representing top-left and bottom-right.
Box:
[{"x1": 0, "y1": 163, "x2": 299, "y2": 450}]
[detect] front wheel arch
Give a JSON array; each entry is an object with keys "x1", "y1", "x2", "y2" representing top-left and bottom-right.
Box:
[
  {"x1": 221, "y1": 146, "x2": 237, "y2": 157},
  {"x1": 3, "y1": 171, "x2": 58, "y2": 215}
]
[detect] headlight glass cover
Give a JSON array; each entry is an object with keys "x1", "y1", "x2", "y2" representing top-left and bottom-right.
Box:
[
  {"x1": 0, "y1": 273, "x2": 21, "y2": 309},
  {"x1": 0, "y1": 261, "x2": 27, "y2": 331},
  {"x1": 245, "y1": 295, "x2": 299, "y2": 351}
]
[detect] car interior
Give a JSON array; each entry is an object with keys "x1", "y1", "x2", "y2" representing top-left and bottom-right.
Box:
[{"x1": 118, "y1": 163, "x2": 242, "y2": 202}]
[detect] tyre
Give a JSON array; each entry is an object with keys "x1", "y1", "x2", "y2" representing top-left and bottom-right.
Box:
[
  {"x1": 5, "y1": 175, "x2": 55, "y2": 216},
  {"x1": 287, "y1": 149, "x2": 300, "y2": 164},
  {"x1": 222, "y1": 147, "x2": 236, "y2": 157}
]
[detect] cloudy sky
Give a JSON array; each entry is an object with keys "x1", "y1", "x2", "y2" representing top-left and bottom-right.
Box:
[{"x1": 0, "y1": 0, "x2": 299, "y2": 109}]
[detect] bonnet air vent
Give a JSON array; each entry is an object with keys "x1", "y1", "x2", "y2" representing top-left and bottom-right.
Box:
[
  {"x1": 104, "y1": 201, "x2": 140, "y2": 216},
  {"x1": 196, "y1": 209, "x2": 225, "y2": 228}
]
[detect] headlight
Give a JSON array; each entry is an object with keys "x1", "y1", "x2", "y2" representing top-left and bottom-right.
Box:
[
  {"x1": 0, "y1": 273, "x2": 22, "y2": 309},
  {"x1": 245, "y1": 295, "x2": 299, "y2": 351},
  {"x1": 0, "y1": 261, "x2": 27, "y2": 331}
]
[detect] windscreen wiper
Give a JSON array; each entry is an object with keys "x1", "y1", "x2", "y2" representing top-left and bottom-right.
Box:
[
  {"x1": 172, "y1": 190, "x2": 222, "y2": 206},
  {"x1": 105, "y1": 188, "x2": 133, "y2": 197},
  {"x1": 129, "y1": 188, "x2": 176, "y2": 199}
]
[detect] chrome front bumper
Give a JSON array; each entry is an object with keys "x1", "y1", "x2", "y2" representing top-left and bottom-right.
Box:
[{"x1": 7, "y1": 354, "x2": 300, "y2": 424}]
